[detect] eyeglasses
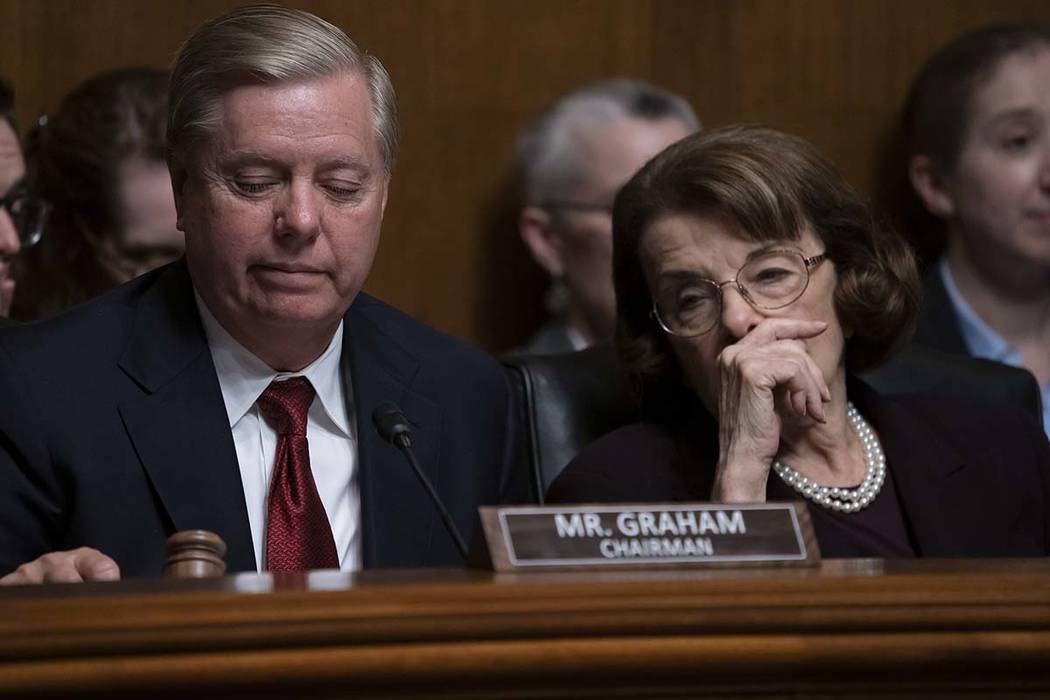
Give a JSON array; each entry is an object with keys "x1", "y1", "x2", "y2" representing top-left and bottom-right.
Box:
[
  {"x1": 651, "y1": 248, "x2": 828, "y2": 337},
  {"x1": 541, "y1": 199, "x2": 613, "y2": 215},
  {"x1": 0, "y1": 183, "x2": 49, "y2": 248}
]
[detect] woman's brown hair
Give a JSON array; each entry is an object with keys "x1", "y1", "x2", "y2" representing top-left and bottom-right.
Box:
[
  {"x1": 12, "y1": 68, "x2": 168, "y2": 320},
  {"x1": 613, "y1": 126, "x2": 920, "y2": 420},
  {"x1": 878, "y1": 23, "x2": 1050, "y2": 267}
]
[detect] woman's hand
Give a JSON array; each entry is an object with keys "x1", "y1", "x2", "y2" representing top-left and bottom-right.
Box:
[{"x1": 710, "y1": 318, "x2": 831, "y2": 502}]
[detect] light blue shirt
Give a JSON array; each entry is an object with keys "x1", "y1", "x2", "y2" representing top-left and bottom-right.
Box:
[{"x1": 939, "y1": 259, "x2": 1050, "y2": 439}]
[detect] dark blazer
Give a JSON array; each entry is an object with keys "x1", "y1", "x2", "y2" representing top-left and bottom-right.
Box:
[
  {"x1": 547, "y1": 380, "x2": 1050, "y2": 557},
  {"x1": 0, "y1": 262, "x2": 526, "y2": 577},
  {"x1": 912, "y1": 266, "x2": 969, "y2": 356},
  {"x1": 512, "y1": 320, "x2": 579, "y2": 356}
]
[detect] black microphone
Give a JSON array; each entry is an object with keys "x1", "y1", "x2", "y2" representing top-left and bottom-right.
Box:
[{"x1": 372, "y1": 402, "x2": 469, "y2": 560}]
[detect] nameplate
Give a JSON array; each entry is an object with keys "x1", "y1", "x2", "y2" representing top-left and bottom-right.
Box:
[{"x1": 480, "y1": 502, "x2": 820, "y2": 571}]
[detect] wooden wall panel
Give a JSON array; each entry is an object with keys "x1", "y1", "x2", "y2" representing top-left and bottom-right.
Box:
[{"x1": 2, "y1": 0, "x2": 1049, "y2": 350}]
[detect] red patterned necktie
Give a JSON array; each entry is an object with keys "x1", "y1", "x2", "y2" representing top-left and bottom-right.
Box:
[{"x1": 257, "y1": 377, "x2": 339, "y2": 571}]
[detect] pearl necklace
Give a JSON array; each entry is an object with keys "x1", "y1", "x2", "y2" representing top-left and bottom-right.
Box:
[{"x1": 772, "y1": 402, "x2": 885, "y2": 513}]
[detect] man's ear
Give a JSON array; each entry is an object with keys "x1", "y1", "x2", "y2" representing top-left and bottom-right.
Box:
[
  {"x1": 909, "y1": 155, "x2": 955, "y2": 219},
  {"x1": 519, "y1": 205, "x2": 564, "y2": 277}
]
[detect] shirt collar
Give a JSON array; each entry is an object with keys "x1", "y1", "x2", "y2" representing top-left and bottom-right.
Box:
[
  {"x1": 194, "y1": 291, "x2": 351, "y2": 437},
  {"x1": 565, "y1": 323, "x2": 588, "y2": 352},
  {"x1": 938, "y1": 258, "x2": 1017, "y2": 362}
]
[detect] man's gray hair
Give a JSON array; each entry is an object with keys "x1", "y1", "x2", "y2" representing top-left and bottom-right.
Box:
[
  {"x1": 168, "y1": 3, "x2": 398, "y2": 176},
  {"x1": 517, "y1": 79, "x2": 699, "y2": 205}
]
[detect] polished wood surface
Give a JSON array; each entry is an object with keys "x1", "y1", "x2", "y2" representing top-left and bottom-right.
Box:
[
  {"x1": 3, "y1": 559, "x2": 1050, "y2": 698},
  {"x1": 2, "y1": 1, "x2": 1050, "y2": 349}
]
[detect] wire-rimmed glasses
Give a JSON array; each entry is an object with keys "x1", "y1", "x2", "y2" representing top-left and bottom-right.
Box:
[
  {"x1": 0, "y1": 183, "x2": 49, "y2": 248},
  {"x1": 651, "y1": 248, "x2": 828, "y2": 337}
]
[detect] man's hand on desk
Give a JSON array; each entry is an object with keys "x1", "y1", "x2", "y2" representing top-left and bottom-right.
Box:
[{"x1": 0, "y1": 547, "x2": 120, "y2": 585}]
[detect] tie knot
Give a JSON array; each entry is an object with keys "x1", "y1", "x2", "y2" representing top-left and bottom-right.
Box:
[{"x1": 257, "y1": 377, "x2": 315, "y2": 436}]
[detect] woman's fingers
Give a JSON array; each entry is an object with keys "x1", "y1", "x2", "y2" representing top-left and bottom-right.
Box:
[
  {"x1": 735, "y1": 318, "x2": 828, "y2": 347},
  {"x1": 783, "y1": 341, "x2": 830, "y2": 421},
  {"x1": 766, "y1": 353, "x2": 825, "y2": 423},
  {"x1": 722, "y1": 336, "x2": 829, "y2": 423},
  {"x1": 713, "y1": 317, "x2": 835, "y2": 501},
  {"x1": 730, "y1": 317, "x2": 832, "y2": 415}
]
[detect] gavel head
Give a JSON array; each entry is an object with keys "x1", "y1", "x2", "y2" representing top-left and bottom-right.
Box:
[{"x1": 164, "y1": 529, "x2": 227, "y2": 578}]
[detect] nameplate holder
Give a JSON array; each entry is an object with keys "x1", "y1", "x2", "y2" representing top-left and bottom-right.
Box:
[{"x1": 480, "y1": 502, "x2": 820, "y2": 572}]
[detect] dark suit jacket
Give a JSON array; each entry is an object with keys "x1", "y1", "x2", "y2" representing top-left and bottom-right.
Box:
[
  {"x1": 0, "y1": 262, "x2": 526, "y2": 577},
  {"x1": 547, "y1": 380, "x2": 1050, "y2": 557},
  {"x1": 913, "y1": 266, "x2": 969, "y2": 356},
  {"x1": 511, "y1": 320, "x2": 579, "y2": 357}
]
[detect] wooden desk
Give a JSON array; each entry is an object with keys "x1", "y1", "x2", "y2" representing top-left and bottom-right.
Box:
[{"x1": 2, "y1": 559, "x2": 1050, "y2": 698}]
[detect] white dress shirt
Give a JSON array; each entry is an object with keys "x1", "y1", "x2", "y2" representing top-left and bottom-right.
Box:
[{"x1": 195, "y1": 294, "x2": 361, "y2": 572}]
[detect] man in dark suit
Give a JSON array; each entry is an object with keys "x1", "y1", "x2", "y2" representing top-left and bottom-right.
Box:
[{"x1": 0, "y1": 5, "x2": 523, "y2": 583}]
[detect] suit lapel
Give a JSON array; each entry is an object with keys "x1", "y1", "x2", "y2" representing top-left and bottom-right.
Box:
[
  {"x1": 913, "y1": 269, "x2": 969, "y2": 354},
  {"x1": 117, "y1": 263, "x2": 256, "y2": 572},
  {"x1": 860, "y1": 382, "x2": 1003, "y2": 556},
  {"x1": 345, "y1": 296, "x2": 443, "y2": 569}
]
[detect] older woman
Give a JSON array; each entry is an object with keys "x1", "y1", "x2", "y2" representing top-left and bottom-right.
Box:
[{"x1": 547, "y1": 126, "x2": 1050, "y2": 558}]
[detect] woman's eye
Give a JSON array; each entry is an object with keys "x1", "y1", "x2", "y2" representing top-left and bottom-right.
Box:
[
  {"x1": 1001, "y1": 133, "x2": 1032, "y2": 152},
  {"x1": 676, "y1": 290, "x2": 713, "y2": 312},
  {"x1": 753, "y1": 267, "x2": 791, "y2": 283}
]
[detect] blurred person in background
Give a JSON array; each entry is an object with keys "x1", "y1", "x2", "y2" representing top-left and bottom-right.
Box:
[
  {"x1": 514, "y1": 79, "x2": 699, "y2": 353},
  {"x1": 900, "y1": 24, "x2": 1050, "y2": 438},
  {"x1": 12, "y1": 67, "x2": 181, "y2": 320},
  {"x1": 0, "y1": 79, "x2": 48, "y2": 320}
]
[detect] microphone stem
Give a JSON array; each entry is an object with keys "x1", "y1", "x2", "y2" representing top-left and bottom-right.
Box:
[{"x1": 396, "y1": 437, "x2": 469, "y2": 560}]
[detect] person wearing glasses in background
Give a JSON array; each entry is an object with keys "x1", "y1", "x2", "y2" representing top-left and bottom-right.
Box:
[
  {"x1": 514, "y1": 79, "x2": 698, "y2": 354},
  {"x1": 11, "y1": 68, "x2": 180, "y2": 321},
  {"x1": 548, "y1": 126, "x2": 1050, "y2": 558},
  {"x1": 0, "y1": 79, "x2": 47, "y2": 322}
]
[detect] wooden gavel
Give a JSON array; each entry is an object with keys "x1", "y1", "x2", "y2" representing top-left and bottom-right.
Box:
[{"x1": 164, "y1": 530, "x2": 227, "y2": 578}]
